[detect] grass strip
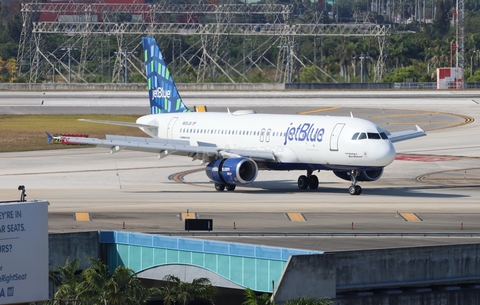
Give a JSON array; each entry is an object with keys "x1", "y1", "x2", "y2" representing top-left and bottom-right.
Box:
[{"x1": 0, "y1": 114, "x2": 146, "y2": 152}]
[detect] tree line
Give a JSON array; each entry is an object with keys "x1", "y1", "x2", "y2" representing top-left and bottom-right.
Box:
[
  {"x1": 46, "y1": 258, "x2": 332, "y2": 305},
  {"x1": 1, "y1": 0, "x2": 479, "y2": 83}
]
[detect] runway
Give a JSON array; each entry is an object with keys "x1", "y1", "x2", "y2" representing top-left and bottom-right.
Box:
[{"x1": 1, "y1": 90, "x2": 480, "y2": 252}]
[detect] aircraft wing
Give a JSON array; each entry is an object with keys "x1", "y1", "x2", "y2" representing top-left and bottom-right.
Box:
[
  {"x1": 387, "y1": 125, "x2": 426, "y2": 143},
  {"x1": 62, "y1": 135, "x2": 277, "y2": 161}
]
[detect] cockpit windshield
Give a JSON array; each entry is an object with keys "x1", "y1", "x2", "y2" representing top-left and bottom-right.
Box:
[{"x1": 352, "y1": 132, "x2": 388, "y2": 140}]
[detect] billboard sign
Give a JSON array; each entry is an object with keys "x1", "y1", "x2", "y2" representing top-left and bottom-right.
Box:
[{"x1": 0, "y1": 200, "x2": 49, "y2": 304}]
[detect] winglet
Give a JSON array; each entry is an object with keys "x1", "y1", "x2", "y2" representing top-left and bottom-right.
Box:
[
  {"x1": 387, "y1": 125, "x2": 426, "y2": 143},
  {"x1": 46, "y1": 132, "x2": 54, "y2": 145}
]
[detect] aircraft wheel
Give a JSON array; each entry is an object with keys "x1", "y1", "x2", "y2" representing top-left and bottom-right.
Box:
[
  {"x1": 349, "y1": 185, "x2": 362, "y2": 195},
  {"x1": 298, "y1": 175, "x2": 309, "y2": 190},
  {"x1": 349, "y1": 185, "x2": 357, "y2": 195},
  {"x1": 215, "y1": 183, "x2": 225, "y2": 191},
  {"x1": 355, "y1": 185, "x2": 362, "y2": 195},
  {"x1": 308, "y1": 175, "x2": 319, "y2": 189},
  {"x1": 226, "y1": 184, "x2": 236, "y2": 191}
]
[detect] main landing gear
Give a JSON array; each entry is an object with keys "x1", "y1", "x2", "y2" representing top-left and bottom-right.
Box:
[
  {"x1": 297, "y1": 170, "x2": 319, "y2": 190},
  {"x1": 348, "y1": 170, "x2": 362, "y2": 195},
  {"x1": 214, "y1": 182, "x2": 236, "y2": 192},
  {"x1": 297, "y1": 169, "x2": 363, "y2": 195}
]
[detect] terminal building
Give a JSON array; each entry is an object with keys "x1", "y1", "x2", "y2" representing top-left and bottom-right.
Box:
[{"x1": 49, "y1": 230, "x2": 480, "y2": 305}]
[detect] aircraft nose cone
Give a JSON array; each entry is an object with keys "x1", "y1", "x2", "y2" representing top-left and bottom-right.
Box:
[{"x1": 375, "y1": 142, "x2": 396, "y2": 165}]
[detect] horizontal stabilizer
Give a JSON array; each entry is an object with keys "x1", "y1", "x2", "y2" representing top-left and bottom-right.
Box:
[
  {"x1": 78, "y1": 119, "x2": 157, "y2": 129},
  {"x1": 388, "y1": 125, "x2": 426, "y2": 143}
]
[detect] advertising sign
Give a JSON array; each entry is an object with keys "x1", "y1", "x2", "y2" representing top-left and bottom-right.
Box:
[{"x1": 0, "y1": 200, "x2": 49, "y2": 304}]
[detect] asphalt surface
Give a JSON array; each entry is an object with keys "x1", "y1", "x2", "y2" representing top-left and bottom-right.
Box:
[{"x1": 1, "y1": 90, "x2": 479, "y2": 252}]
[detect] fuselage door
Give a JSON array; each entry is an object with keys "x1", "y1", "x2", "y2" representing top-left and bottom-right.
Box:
[
  {"x1": 167, "y1": 117, "x2": 178, "y2": 139},
  {"x1": 330, "y1": 123, "x2": 345, "y2": 151},
  {"x1": 265, "y1": 128, "x2": 271, "y2": 142},
  {"x1": 260, "y1": 128, "x2": 265, "y2": 142}
]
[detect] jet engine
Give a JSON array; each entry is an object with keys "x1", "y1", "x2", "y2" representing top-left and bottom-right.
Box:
[
  {"x1": 333, "y1": 168, "x2": 384, "y2": 182},
  {"x1": 206, "y1": 158, "x2": 258, "y2": 185}
]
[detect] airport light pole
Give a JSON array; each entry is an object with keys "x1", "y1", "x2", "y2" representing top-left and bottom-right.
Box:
[
  {"x1": 450, "y1": 39, "x2": 455, "y2": 68},
  {"x1": 61, "y1": 46, "x2": 77, "y2": 83},
  {"x1": 354, "y1": 53, "x2": 370, "y2": 83},
  {"x1": 471, "y1": 50, "x2": 476, "y2": 77},
  {"x1": 115, "y1": 49, "x2": 137, "y2": 83}
]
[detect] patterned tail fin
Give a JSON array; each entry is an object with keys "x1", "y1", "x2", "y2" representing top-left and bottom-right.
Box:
[{"x1": 142, "y1": 37, "x2": 190, "y2": 114}]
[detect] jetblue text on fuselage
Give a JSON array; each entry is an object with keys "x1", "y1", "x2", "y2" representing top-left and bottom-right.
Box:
[
  {"x1": 152, "y1": 87, "x2": 171, "y2": 99},
  {"x1": 284, "y1": 123, "x2": 325, "y2": 145}
]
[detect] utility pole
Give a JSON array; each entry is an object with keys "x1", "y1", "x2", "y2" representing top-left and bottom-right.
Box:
[
  {"x1": 61, "y1": 46, "x2": 77, "y2": 83},
  {"x1": 455, "y1": 0, "x2": 465, "y2": 88},
  {"x1": 278, "y1": 44, "x2": 292, "y2": 83},
  {"x1": 115, "y1": 49, "x2": 136, "y2": 83}
]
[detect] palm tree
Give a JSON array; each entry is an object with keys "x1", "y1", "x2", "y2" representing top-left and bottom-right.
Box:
[
  {"x1": 82, "y1": 258, "x2": 157, "y2": 305},
  {"x1": 159, "y1": 275, "x2": 217, "y2": 305},
  {"x1": 50, "y1": 258, "x2": 88, "y2": 304},
  {"x1": 82, "y1": 258, "x2": 115, "y2": 305},
  {"x1": 242, "y1": 288, "x2": 275, "y2": 305},
  {"x1": 335, "y1": 38, "x2": 357, "y2": 82}
]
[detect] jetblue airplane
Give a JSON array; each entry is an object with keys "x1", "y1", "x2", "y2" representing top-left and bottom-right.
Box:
[{"x1": 60, "y1": 37, "x2": 425, "y2": 195}]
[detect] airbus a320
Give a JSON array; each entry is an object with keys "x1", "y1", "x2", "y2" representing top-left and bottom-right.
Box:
[{"x1": 57, "y1": 37, "x2": 426, "y2": 195}]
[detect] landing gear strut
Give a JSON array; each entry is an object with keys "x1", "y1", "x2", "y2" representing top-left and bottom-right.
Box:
[
  {"x1": 348, "y1": 170, "x2": 362, "y2": 195},
  {"x1": 297, "y1": 170, "x2": 319, "y2": 190}
]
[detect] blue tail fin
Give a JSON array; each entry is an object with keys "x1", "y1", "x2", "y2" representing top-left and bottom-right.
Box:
[{"x1": 142, "y1": 37, "x2": 190, "y2": 114}]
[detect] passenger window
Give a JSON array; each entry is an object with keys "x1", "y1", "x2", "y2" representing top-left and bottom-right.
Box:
[
  {"x1": 358, "y1": 133, "x2": 367, "y2": 140},
  {"x1": 352, "y1": 133, "x2": 359, "y2": 140}
]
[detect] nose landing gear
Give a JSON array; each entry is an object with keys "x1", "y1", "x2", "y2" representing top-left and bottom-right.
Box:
[{"x1": 348, "y1": 170, "x2": 362, "y2": 195}]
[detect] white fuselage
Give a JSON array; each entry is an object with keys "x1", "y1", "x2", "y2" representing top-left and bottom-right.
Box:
[{"x1": 136, "y1": 111, "x2": 396, "y2": 171}]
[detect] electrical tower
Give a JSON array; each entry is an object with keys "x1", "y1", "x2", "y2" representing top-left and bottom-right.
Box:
[{"x1": 17, "y1": 0, "x2": 390, "y2": 84}]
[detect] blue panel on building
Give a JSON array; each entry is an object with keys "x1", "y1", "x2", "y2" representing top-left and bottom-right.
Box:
[
  {"x1": 205, "y1": 240, "x2": 229, "y2": 254},
  {"x1": 205, "y1": 253, "x2": 217, "y2": 272},
  {"x1": 179, "y1": 238, "x2": 204, "y2": 252},
  {"x1": 153, "y1": 235, "x2": 178, "y2": 249},
  {"x1": 256, "y1": 246, "x2": 282, "y2": 260},
  {"x1": 129, "y1": 234, "x2": 154, "y2": 247},
  {"x1": 98, "y1": 231, "x2": 322, "y2": 293},
  {"x1": 230, "y1": 243, "x2": 255, "y2": 257}
]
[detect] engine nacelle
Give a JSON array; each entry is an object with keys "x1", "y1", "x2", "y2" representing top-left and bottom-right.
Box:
[
  {"x1": 206, "y1": 158, "x2": 258, "y2": 185},
  {"x1": 333, "y1": 168, "x2": 384, "y2": 182}
]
